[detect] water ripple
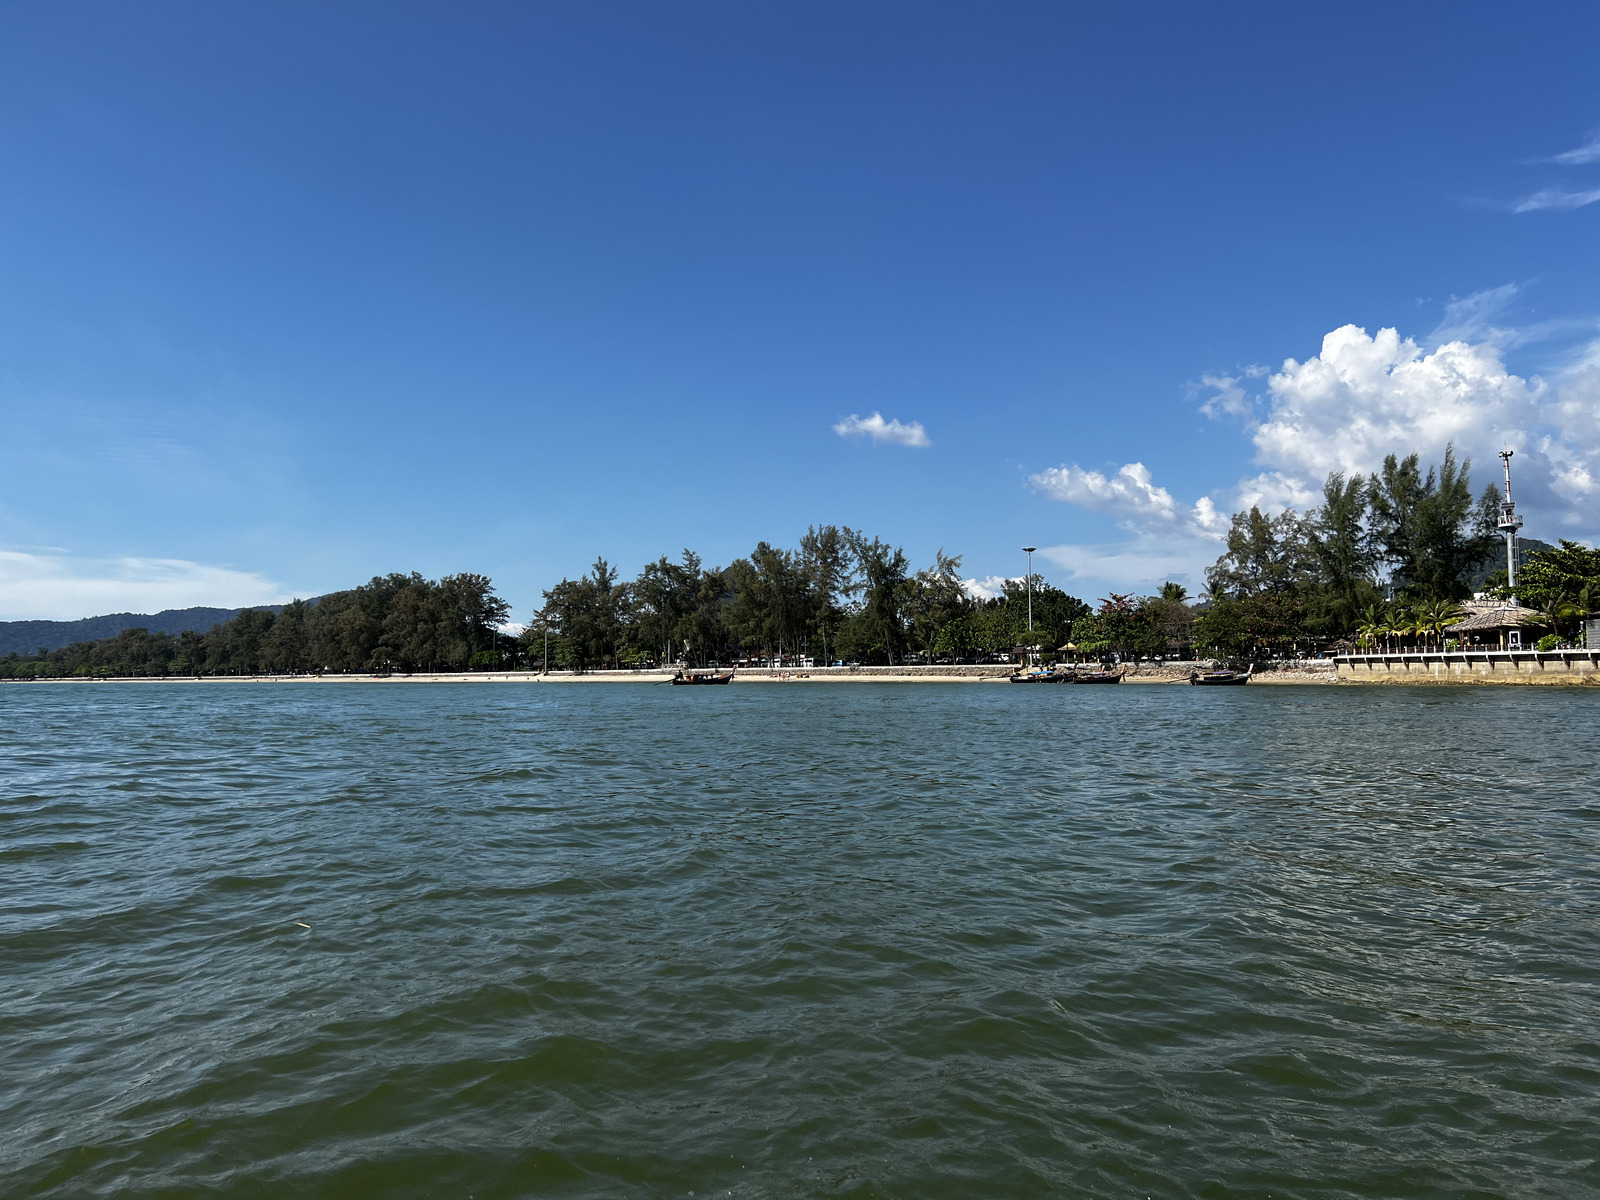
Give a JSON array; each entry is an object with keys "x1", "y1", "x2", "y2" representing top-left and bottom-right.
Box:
[{"x1": 2, "y1": 681, "x2": 1598, "y2": 1196}]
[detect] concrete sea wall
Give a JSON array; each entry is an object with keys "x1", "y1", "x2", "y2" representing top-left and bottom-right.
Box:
[{"x1": 1337, "y1": 651, "x2": 1600, "y2": 685}]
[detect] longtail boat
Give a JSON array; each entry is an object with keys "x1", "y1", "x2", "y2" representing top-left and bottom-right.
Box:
[
  {"x1": 1008, "y1": 669, "x2": 1067, "y2": 683},
  {"x1": 671, "y1": 668, "x2": 735, "y2": 685},
  {"x1": 1188, "y1": 665, "x2": 1252, "y2": 686},
  {"x1": 1066, "y1": 666, "x2": 1124, "y2": 684}
]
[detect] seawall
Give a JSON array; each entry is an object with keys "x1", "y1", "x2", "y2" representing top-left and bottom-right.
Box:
[{"x1": 1336, "y1": 650, "x2": 1600, "y2": 685}]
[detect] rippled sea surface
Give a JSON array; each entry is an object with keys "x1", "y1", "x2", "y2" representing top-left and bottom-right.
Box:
[{"x1": 4, "y1": 681, "x2": 1599, "y2": 1198}]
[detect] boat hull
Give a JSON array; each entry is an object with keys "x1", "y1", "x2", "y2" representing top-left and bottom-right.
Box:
[
  {"x1": 1189, "y1": 669, "x2": 1251, "y2": 685},
  {"x1": 672, "y1": 672, "x2": 734, "y2": 685}
]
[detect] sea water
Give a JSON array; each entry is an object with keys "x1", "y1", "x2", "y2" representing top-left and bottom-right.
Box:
[{"x1": 3, "y1": 681, "x2": 1597, "y2": 1197}]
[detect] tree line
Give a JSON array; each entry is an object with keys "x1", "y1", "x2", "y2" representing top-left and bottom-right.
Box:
[
  {"x1": 531, "y1": 527, "x2": 1204, "y2": 669},
  {"x1": 529, "y1": 526, "x2": 1071, "y2": 670},
  {"x1": 0, "y1": 530, "x2": 1190, "y2": 678},
  {"x1": 0, "y1": 573, "x2": 509, "y2": 678},
  {"x1": 4, "y1": 446, "x2": 1595, "y2": 679},
  {"x1": 1191, "y1": 445, "x2": 1598, "y2": 656}
]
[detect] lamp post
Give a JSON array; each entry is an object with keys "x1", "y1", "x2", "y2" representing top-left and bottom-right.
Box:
[{"x1": 1022, "y1": 547, "x2": 1036, "y2": 633}]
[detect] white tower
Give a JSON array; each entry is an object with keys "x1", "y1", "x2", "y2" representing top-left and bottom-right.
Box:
[{"x1": 1497, "y1": 450, "x2": 1523, "y2": 598}]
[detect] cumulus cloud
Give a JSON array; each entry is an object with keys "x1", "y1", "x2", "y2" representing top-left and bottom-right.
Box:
[
  {"x1": 1545, "y1": 346, "x2": 1600, "y2": 521},
  {"x1": 832, "y1": 412, "x2": 931, "y2": 448},
  {"x1": 1031, "y1": 462, "x2": 1174, "y2": 518},
  {"x1": 1030, "y1": 313, "x2": 1600, "y2": 594},
  {"x1": 962, "y1": 575, "x2": 1016, "y2": 600},
  {"x1": 1513, "y1": 187, "x2": 1600, "y2": 213},
  {"x1": 1029, "y1": 462, "x2": 1227, "y2": 539},
  {"x1": 1246, "y1": 322, "x2": 1600, "y2": 525},
  {"x1": 1232, "y1": 471, "x2": 1320, "y2": 513},
  {"x1": 1251, "y1": 324, "x2": 1543, "y2": 481},
  {"x1": 0, "y1": 551, "x2": 287, "y2": 622}
]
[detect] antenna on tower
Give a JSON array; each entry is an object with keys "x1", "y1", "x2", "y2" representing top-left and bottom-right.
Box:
[{"x1": 1496, "y1": 449, "x2": 1523, "y2": 599}]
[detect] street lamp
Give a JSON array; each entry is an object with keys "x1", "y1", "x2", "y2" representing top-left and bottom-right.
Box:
[{"x1": 1022, "y1": 547, "x2": 1037, "y2": 633}]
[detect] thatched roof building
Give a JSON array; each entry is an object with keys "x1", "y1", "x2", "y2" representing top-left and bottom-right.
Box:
[
  {"x1": 1446, "y1": 602, "x2": 1545, "y2": 633},
  {"x1": 1446, "y1": 601, "x2": 1548, "y2": 647}
]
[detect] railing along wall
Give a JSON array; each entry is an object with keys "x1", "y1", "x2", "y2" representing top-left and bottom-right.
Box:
[
  {"x1": 1335, "y1": 649, "x2": 1598, "y2": 665},
  {"x1": 1333, "y1": 649, "x2": 1600, "y2": 682}
]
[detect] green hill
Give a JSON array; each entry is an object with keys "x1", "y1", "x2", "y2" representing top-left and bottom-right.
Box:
[{"x1": 0, "y1": 606, "x2": 283, "y2": 657}]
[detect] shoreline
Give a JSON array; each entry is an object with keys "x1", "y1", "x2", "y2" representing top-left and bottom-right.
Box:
[
  {"x1": 9, "y1": 663, "x2": 1595, "y2": 686},
  {"x1": 3, "y1": 664, "x2": 1342, "y2": 685}
]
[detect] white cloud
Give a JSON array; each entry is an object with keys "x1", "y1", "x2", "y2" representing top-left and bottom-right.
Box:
[
  {"x1": 1251, "y1": 324, "x2": 1542, "y2": 482},
  {"x1": 1546, "y1": 350, "x2": 1600, "y2": 519},
  {"x1": 1198, "y1": 373, "x2": 1252, "y2": 419},
  {"x1": 1540, "y1": 130, "x2": 1600, "y2": 166},
  {"x1": 1038, "y1": 537, "x2": 1211, "y2": 594},
  {"x1": 1031, "y1": 461, "x2": 1174, "y2": 518},
  {"x1": 1232, "y1": 472, "x2": 1320, "y2": 514},
  {"x1": 1430, "y1": 283, "x2": 1520, "y2": 344},
  {"x1": 962, "y1": 575, "x2": 1016, "y2": 600},
  {"x1": 832, "y1": 412, "x2": 931, "y2": 448},
  {"x1": 1029, "y1": 317, "x2": 1600, "y2": 599},
  {"x1": 1247, "y1": 323, "x2": 1600, "y2": 527},
  {"x1": 1029, "y1": 461, "x2": 1226, "y2": 539},
  {"x1": 0, "y1": 551, "x2": 287, "y2": 622},
  {"x1": 1514, "y1": 187, "x2": 1600, "y2": 213}
]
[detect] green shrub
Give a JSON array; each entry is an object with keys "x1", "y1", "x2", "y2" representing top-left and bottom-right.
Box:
[{"x1": 1535, "y1": 634, "x2": 1560, "y2": 652}]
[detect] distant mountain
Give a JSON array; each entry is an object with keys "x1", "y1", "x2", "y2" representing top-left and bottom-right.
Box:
[
  {"x1": 1463, "y1": 537, "x2": 1554, "y2": 593},
  {"x1": 0, "y1": 605, "x2": 285, "y2": 658}
]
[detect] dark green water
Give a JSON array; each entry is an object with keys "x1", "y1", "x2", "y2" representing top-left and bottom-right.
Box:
[{"x1": 3, "y1": 682, "x2": 1598, "y2": 1198}]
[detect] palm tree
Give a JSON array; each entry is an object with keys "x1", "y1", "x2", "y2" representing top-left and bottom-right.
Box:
[
  {"x1": 1543, "y1": 591, "x2": 1585, "y2": 646},
  {"x1": 1415, "y1": 597, "x2": 1463, "y2": 650},
  {"x1": 1395, "y1": 604, "x2": 1420, "y2": 652},
  {"x1": 1356, "y1": 613, "x2": 1382, "y2": 651},
  {"x1": 1415, "y1": 613, "x2": 1431, "y2": 651},
  {"x1": 1383, "y1": 602, "x2": 1410, "y2": 652},
  {"x1": 1356, "y1": 602, "x2": 1385, "y2": 652}
]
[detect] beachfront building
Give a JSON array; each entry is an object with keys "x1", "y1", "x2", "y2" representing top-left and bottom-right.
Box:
[{"x1": 1445, "y1": 599, "x2": 1548, "y2": 650}]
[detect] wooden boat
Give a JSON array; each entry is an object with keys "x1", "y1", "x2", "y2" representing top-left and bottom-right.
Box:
[
  {"x1": 1066, "y1": 666, "x2": 1124, "y2": 684},
  {"x1": 671, "y1": 668, "x2": 735, "y2": 685},
  {"x1": 1188, "y1": 665, "x2": 1252, "y2": 686},
  {"x1": 1008, "y1": 670, "x2": 1067, "y2": 683}
]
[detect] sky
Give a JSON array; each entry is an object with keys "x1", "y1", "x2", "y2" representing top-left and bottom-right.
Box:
[{"x1": 3, "y1": 1, "x2": 1599, "y2": 621}]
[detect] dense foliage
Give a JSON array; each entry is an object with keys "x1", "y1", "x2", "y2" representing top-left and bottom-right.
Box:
[
  {"x1": 1514, "y1": 541, "x2": 1600, "y2": 630},
  {"x1": 1193, "y1": 446, "x2": 1516, "y2": 656},
  {"x1": 530, "y1": 529, "x2": 1209, "y2": 669},
  {"x1": 0, "y1": 573, "x2": 508, "y2": 678},
  {"x1": 532, "y1": 527, "x2": 1052, "y2": 669},
  {"x1": 1189, "y1": 445, "x2": 1600, "y2": 656}
]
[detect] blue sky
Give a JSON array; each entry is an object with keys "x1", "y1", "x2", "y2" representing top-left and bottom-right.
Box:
[{"x1": 3, "y1": 2, "x2": 1599, "y2": 620}]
